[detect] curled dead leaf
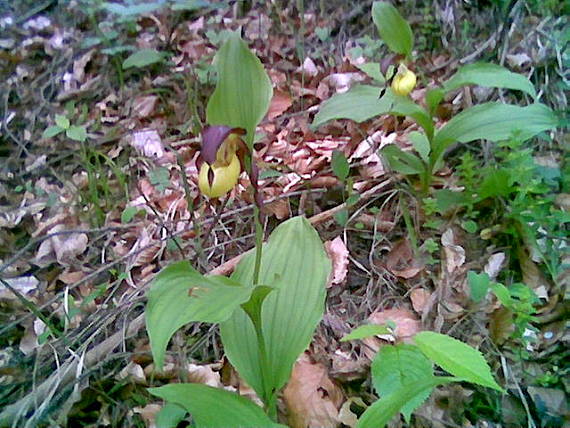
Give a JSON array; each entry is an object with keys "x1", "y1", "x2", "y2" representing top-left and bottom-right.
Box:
[
  {"x1": 441, "y1": 229, "x2": 465, "y2": 273},
  {"x1": 410, "y1": 288, "x2": 432, "y2": 315},
  {"x1": 324, "y1": 236, "x2": 349, "y2": 287},
  {"x1": 384, "y1": 239, "x2": 424, "y2": 279}
]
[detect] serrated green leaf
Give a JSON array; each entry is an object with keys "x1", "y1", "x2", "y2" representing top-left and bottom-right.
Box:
[
  {"x1": 220, "y1": 217, "x2": 330, "y2": 403},
  {"x1": 121, "y1": 206, "x2": 138, "y2": 224},
  {"x1": 414, "y1": 331, "x2": 504, "y2": 391},
  {"x1": 468, "y1": 271, "x2": 491, "y2": 303},
  {"x1": 341, "y1": 324, "x2": 391, "y2": 342},
  {"x1": 332, "y1": 150, "x2": 350, "y2": 181},
  {"x1": 148, "y1": 384, "x2": 286, "y2": 428},
  {"x1": 206, "y1": 32, "x2": 273, "y2": 149},
  {"x1": 123, "y1": 49, "x2": 164, "y2": 69},
  {"x1": 371, "y1": 2, "x2": 414, "y2": 57},
  {"x1": 155, "y1": 403, "x2": 187, "y2": 428},
  {"x1": 55, "y1": 114, "x2": 70, "y2": 129},
  {"x1": 357, "y1": 376, "x2": 458, "y2": 428},
  {"x1": 66, "y1": 125, "x2": 87, "y2": 142},
  {"x1": 146, "y1": 261, "x2": 253, "y2": 369},
  {"x1": 312, "y1": 85, "x2": 434, "y2": 138},
  {"x1": 381, "y1": 144, "x2": 425, "y2": 175},
  {"x1": 42, "y1": 125, "x2": 64, "y2": 139},
  {"x1": 371, "y1": 344, "x2": 433, "y2": 423},
  {"x1": 443, "y1": 62, "x2": 537, "y2": 99}
]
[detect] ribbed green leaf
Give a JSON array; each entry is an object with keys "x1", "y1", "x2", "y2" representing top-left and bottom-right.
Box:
[
  {"x1": 148, "y1": 384, "x2": 286, "y2": 428},
  {"x1": 146, "y1": 261, "x2": 253, "y2": 369},
  {"x1": 220, "y1": 217, "x2": 331, "y2": 401},
  {"x1": 431, "y1": 103, "x2": 558, "y2": 167},
  {"x1": 312, "y1": 85, "x2": 434, "y2": 138},
  {"x1": 372, "y1": 2, "x2": 414, "y2": 57},
  {"x1": 357, "y1": 377, "x2": 458, "y2": 428},
  {"x1": 371, "y1": 344, "x2": 433, "y2": 423},
  {"x1": 206, "y1": 32, "x2": 273, "y2": 148},
  {"x1": 414, "y1": 331, "x2": 504, "y2": 391},
  {"x1": 341, "y1": 324, "x2": 391, "y2": 342},
  {"x1": 381, "y1": 144, "x2": 426, "y2": 175},
  {"x1": 443, "y1": 62, "x2": 537, "y2": 98}
]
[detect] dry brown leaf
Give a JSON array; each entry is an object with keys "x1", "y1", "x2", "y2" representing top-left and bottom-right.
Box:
[
  {"x1": 484, "y1": 252, "x2": 505, "y2": 280},
  {"x1": 119, "y1": 362, "x2": 147, "y2": 384},
  {"x1": 130, "y1": 128, "x2": 164, "y2": 159},
  {"x1": 132, "y1": 403, "x2": 161, "y2": 428},
  {"x1": 52, "y1": 232, "x2": 88, "y2": 265},
  {"x1": 489, "y1": 307, "x2": 515, "y2": 345},
  {"x1": 267, "y1": 90, "x2": 293, "y2": 120},
  {"x1": 186, "y1": 363, "x2": 222, "y2": 388},
  {"x1": 133, "y1": 95, "x2": 159, "y2": 118},
  {"x1": 441, "y1": 229, "x2": 465, "y2": 273},
  {"x1": 385, "y1": 239, "x2": 424, "y2": 279},
  {"x1": 324, "y1": 236, "x2": 349, "y2": 287},
  {"x1": 283, "y1": 353, "x2": 344, "y2": 428},
  {"x1": 368, "y1": 308, "x2": 421, "y2": 341},
  {"x1": 410, "y1": 288, "x2": 431, "y2": 315}
]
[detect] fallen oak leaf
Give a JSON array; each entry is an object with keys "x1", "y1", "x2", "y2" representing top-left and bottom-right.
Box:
[{"x1": 324, "y1": 236, "x2": 349, "y2": 287}]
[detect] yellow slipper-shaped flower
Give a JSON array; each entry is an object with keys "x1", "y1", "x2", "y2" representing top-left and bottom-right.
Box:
[{"x1": 198, "y1": 153, "x2": 241, "y2": 198}]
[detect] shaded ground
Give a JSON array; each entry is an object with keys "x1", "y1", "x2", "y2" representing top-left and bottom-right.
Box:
[{"x1": 0, "y1": 1, "x2": 568, "y2": 427}]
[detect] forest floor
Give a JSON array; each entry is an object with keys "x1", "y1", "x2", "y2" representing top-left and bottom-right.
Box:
[{"x1": 0, "y1": 1, "x2": 568, "y2": 427}]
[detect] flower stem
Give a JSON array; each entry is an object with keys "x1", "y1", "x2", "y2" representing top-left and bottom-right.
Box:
[{"x1": 252, "y1": 205, "x2": 263, "y2": 286}]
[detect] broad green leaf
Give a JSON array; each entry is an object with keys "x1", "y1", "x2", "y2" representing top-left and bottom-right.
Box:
[
  {"x1": 220, "y1": 217, "x2": 330, "y2": 402},
  {"x1": 335, "y1": 209, "x2": 349, "y2": 227},
  {"x1": 312, "y1": 85, "x2": 434, "y2": 138},
  {"x1": 355, "y1": 62, "x2": 386, "y2": 83},
  {"x1": 148, "y1": 384, "x2": 286, "y2": 428},
  {"x1": 55, "y1": 114, "x2": 70, "y2": 129},
  {"x1": 171, "y1": 0, "x2": 211, "y2": 11},
  {"x1": 206, "y1": 32, "x2": 273, "y2": 148},
  {"x1": 490, "y1": 282, "x2": 514, "y2": 307},
  {"x1": 372, "y1": 2, "x2": 414, "y2": 57},
  {"x1": 155, "y1": 403, "x2": 187, "y2": 428},
  {"x1": 42, "y1": 125, "x2": 64, "y2": 139},
  {"x1": 123, "y1": 49, "x2": 165, "y2": 69},
  {"x1": 443, "y1": 62, "x2": 537, "y2": 99},
  {"x1": 408, "y1": 131, "x2": 430, "y2": 162},
  {"x1": 66, "y1": 125, "x2": 87, "y2": 142},
  {"x1": 468, "y1": 271, "x2": 491, "y2": 303},
  {"x1": 332, "y1": 150, "x2": 350, "y2": 181},
  {"x1": 431, "y1": 103, "x2": 558, "y2": 167},
  {"x1": 371, "y1": 344, "x2": 433, "y2": 422},
  {"x1": 341, "y1": 324, "x2": 391, "y2": 342},
  {"x1": 357, "y1": 376, "x2": 457, "y2": 428},
  {"x1": 381, "y1": 144, "x2": 425, "y2": 175},
  {"x1": 414, "y1": 331, "x2": 504, "y2": 391},
  {"x1": 146, "y1": 261, "x2": 253, "y2": 369}
]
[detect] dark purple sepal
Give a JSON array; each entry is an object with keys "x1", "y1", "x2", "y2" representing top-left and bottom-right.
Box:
[{"x1": 201, "y1": 125, "x2": 233, "y2": 165}]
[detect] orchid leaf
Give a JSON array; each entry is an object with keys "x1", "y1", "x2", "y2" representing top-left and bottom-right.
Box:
[
  {"x1": 220, "y1": 217, "x2": 330, "y2": 403},
  {"x1": 206, "y1": 32, "x2": 273, "y2": 148}
]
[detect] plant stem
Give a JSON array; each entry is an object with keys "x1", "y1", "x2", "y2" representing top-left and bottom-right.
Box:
[{"x1": 252, "y1": 205, "x2": 264, "y2": 286}]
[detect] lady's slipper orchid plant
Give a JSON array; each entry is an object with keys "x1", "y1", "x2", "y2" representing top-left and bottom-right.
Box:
[{"x1": 198, "y1": 125, "x2": 247, "y2": 198}]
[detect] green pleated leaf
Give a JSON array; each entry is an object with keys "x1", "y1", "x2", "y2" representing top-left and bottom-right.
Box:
[
  {"x1": 341, "y1": 324, "x2": 391, "y2": 342},
  {"x1": 414, "y1": 331, "x2": 504, "y2": 392},
  {"x1": 371, "y1": 344, "x2": 433, "y2": 423},
  {"x1": 443, "y1": 62, "x2": 537, "y2": 98},
  {"x1": 146, "y1": 261, "x2": 253, "y2": 369},
  {"x1": 372, "y1": 2, "x2": 414, "y2": 57},
  {"x1": 206, "y1": 32, "x2": 273, "y2": 148},
  {"x1": 357, "y1": 377, "x2": 458, "y2": 428},
  {"x1": 220, "y1": 216, "x2": 331, "y2": 402},
  {"x1": 380, "y1": 144, "x2": 426, "y2": 175},
  {"x1": 312, "y1": 85, "x2": 434, "y2": 138},
  {"x1": 148, "y1": 384, "x2": 286, "y2": 428},
  {"x1": 431, "y1": 102, "x2": 558, "y2": 167}
]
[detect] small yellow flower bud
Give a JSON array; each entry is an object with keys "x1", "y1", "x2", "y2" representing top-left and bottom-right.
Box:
[
  {"x1": 391, "y1": 64, "x2": 416, "y2": 96},
  {"x1": 198, "y1": 153, "x2": 241, "y2": 198}
]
